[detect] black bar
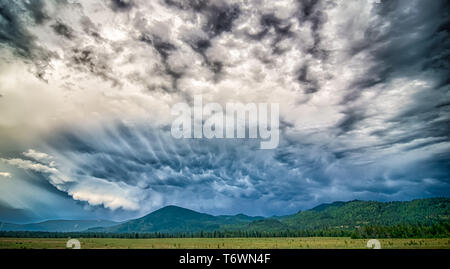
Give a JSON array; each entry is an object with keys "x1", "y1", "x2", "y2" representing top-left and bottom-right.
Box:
[{"x1": 0, "y1": 249, "x2": 448, "y2": 268}]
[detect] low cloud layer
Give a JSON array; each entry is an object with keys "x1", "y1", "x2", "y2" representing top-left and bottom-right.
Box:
[{"x1": 0, "y1": 0, "x2": 448, "y2": 220}]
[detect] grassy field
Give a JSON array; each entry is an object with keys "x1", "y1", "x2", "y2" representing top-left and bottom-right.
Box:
[{"x1": 0, "y1": 237, "x2": 449, "y2": 249}]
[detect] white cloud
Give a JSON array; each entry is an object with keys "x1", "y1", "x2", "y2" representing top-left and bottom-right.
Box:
[
  {"x1": 23, "y1": 149, "x2": 53, "y2": 164},
  {"x1": 0, "y1": 172, "x2": 11, "y2": 178},
  {"x1": 1, "y1": 149, "x2": 151, "y2": 211},
  {"x1": 67, "y1": 179, "x2": 149, "y2": 211}
]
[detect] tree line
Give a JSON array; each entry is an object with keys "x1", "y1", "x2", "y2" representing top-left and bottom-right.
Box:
[
  {"x1": 349, "y1": 222, "x2": 450, "y2": 239},
  {"x1": 0, "y1": 223, "x2": 448, "y2": 239}
]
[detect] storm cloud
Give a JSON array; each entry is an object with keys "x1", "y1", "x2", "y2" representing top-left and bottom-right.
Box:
[{"x1": 0, "y1": 0, "x2": 448, "y2": 221}]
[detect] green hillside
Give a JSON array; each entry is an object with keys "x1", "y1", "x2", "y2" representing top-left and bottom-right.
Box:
[
  {"x1": 280, "y1": 198, "x2": 450, "y2": 230},
  {"x1": 91, "y1": 205, "x2": 262, "y2": 233},
  {"x1": 89, "y1": 198, "x2": 449, "y2": 234}
]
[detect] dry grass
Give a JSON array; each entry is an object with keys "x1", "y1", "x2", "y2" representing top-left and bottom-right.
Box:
[{"x1": 0, "y1": 237, "x2": 449, "y2": 249}]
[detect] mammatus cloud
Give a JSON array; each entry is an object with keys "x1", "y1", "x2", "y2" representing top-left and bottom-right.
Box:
[{"x1": 0, "y1": 0, "x2": 448, "y2": 219}]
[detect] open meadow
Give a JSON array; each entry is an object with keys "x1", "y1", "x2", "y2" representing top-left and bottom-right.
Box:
[{"x1": 0, "y1": 237, "x2": 449, "y2": 249}]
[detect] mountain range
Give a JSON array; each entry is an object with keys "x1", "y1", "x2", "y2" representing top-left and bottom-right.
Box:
[
  {"x1": 0, "y1": 219, "x2": 119, "y2": 232},
  {"x1": 88, "y1": 205, "x2": 264, "y2": 233},
  {"x1": 1, "y1": 198, "x2": 448, "y2": 233}
]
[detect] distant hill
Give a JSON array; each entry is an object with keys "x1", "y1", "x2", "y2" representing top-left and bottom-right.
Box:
[
  {"x1": 0, "y1": 201, "x2": 37, "y2": 224},
  {"x1": 89, "y1": 205, "x2": 263, "y2": 233},
  {"x1": 0, "y1": 219, "x2": 119, "y2": 232},
  {"x1": 216, "y1": 213, "x2": 264, "y2": 224},
  {"x1": 90, "y1": 198, "x2": 449, "y2": 233}
]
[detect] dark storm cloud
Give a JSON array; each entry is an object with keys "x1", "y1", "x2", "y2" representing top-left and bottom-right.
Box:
[
  {"x1": 109, "y1": 0, "x2": 134, "y2": 12},
  {"x1": 349, "y1": 0, "x2": 450, "y2": 94},
  {"x1": 0, "y1": 0, "x2": 124, "y2": 84},
  {"x1": 139, "y1": 34, "x2": 182, "y2": 92},
  {"x1": 0, "y1": 1, "x2": 41, "y2": 59},
  {"x1": 80, "y1": 16, "x2": 103, "y2": 39},
  {"x1": 164, "y1": 0, "x2": 240, "y2": 38},
  {"x1": 0, "y1": 0, "x2": 449, "y2": 220},
  {"x1": 296, "y1": 64, "x2": 319, "y2": 94},
  {"x1": 336, "y1": 109, "x2": 367, "y2": 135},
  {"x1": 296, "y1": 0, "x2": 328, "y2": 59},
  {"x1": 69, "y1": 47, "x2": 121, "y2": 86},
  {"x1": 184, "y1": 37, "x2": 222, "y2": 78},
  {"x1": 51, "y1": 21, "x2": 74, "y2": 40},
  {"x1": 255, "y1": 13, "x2": 294, "y2": 55},
  {"x1": 336, "y1": 0, "x2": 450, "y2": 152},
  {"x1": 140, "y1": 35, "x2": 176, "y2": 61},
  {"x1": 24, "y1": 0, "x2": 49, "y2": 24},
  {"x1": 32, "y1": 118, "x2": 447, "y2": 216},
  {"x1": 190, "y1": 38, "x2": 211, "y2": 53},
  {"x1": 297, "y1": 0, "x2": 324, "y2": 31},
  {"x1": 204, "y1": 4, "x2": 240, "y2": 37},
  {"x1": 163, "y1": 0, "x2": 208, "y2": 11},
  {"x1": 259, "y1": 14, "x2": 286, "y2": 37},
  {"x1": 161, "y1": 0, "x2": 239, "y2": 79},
  {"x1": 42, "y1": 124, "x2": 311, "y2": 215}
]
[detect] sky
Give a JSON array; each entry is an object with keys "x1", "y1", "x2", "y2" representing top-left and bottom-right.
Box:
[{"x1": 0, "y1": 0, "x2": 449, "y2": 223}]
